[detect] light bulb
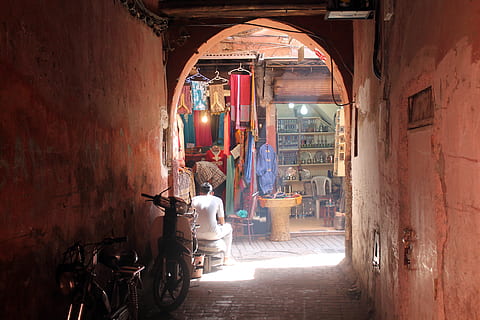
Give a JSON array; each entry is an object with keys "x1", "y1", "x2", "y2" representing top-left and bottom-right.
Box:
[
  {"x1": 288, "y1": 103, "x2": 295, "y2": 109},
  {"x1": 300, "y1": 104, "x2": 308, "y2": 115},
  {"x1": 201, "y1": 114, "x2": 208, "y2": 123}
]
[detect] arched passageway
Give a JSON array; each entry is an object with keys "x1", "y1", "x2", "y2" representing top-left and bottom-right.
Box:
[
  {"x1": 145, "y1": 18, "x2": 366, "y2": 318},
  {"x1": 166, "y1": 18, "x2": 354, "y2": 254}
]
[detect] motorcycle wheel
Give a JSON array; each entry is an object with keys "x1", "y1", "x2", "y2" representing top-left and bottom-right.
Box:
[{"x1": 153, "y1": 254, "x2": 191, "y2": 312}]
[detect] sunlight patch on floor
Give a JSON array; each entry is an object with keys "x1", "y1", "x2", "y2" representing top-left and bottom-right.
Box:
[{"x1": 199, "y1": 253, "x2": 345, "y2": 282}]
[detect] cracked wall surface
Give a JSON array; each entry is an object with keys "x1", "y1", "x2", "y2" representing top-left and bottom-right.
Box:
[{"x1": 352, "y1": 1, "x2": 480, "y2": 319}]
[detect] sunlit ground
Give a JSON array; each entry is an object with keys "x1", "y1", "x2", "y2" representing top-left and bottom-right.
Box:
[{"x1": 198, "y1": 252, "x2": 345, "y2": 282}]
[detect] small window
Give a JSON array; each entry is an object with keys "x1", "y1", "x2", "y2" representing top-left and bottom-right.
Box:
[{"x1": 408, "y1": 86, "x2": 433, "y2": 129}]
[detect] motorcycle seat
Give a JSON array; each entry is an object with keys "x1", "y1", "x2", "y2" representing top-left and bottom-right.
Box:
[{"x1": 99, "y1": 248, "x2": 138, "y2": 269}]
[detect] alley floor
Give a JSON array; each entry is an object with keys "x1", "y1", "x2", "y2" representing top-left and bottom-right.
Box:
[{"x1": 140, "y1": 234, "x2": 372, "y2": 320}]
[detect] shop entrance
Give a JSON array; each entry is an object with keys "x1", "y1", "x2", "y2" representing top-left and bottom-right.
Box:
[{"x1": 171, "y1": 20, "x2": 350, "y2": 271}]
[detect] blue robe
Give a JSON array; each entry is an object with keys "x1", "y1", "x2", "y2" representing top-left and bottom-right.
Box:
[{"x1": 256, "y1": 144, "x2": 277, "y2": 194}]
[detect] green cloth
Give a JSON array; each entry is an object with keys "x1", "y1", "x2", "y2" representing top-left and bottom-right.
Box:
[{"x1": 225, "y1": 155, "x2": 235, "y2": 216}]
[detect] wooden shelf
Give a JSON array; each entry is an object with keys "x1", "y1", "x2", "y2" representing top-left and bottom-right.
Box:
[
  {"x1": 278, "y1": 163, "x2": 333, "y2": 167},
  {"x1": 277, "y1": 132, "x2": 334, "y2": 135}
]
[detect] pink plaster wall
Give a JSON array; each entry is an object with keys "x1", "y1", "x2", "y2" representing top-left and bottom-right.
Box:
[
  {"x1": 352, "y1": 0, "x2": 480, "y2": 319},
  {"x1": 0, "y1": 1, "x2": 168, "y2": 318}
]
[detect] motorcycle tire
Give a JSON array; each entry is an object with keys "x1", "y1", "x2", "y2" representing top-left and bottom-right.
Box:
[{"x1": 153, "y1": 254, "x2": 191, "y2": 312}]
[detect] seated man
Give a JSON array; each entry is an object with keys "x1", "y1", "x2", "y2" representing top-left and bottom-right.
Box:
[{"x1": 191, "y1": 182, "x2": 234, "y2": 265}]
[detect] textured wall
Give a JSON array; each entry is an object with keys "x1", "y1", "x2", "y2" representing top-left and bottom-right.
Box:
[
  {"x1": 0, "y1": 1, "x2": 168, "y2": 318},
  {"x1": 352, "y1": 0, "x2": 480, "y2": 319}
]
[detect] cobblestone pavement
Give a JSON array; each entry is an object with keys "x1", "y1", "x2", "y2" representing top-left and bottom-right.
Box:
[{"x1": 140, "y1": 235, "x2": 372, "y2": 320}]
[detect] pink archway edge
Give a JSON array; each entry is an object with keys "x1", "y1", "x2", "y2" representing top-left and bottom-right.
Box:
[{"x1": 169, "y1": 18, "x2": 349, "y2": 195}]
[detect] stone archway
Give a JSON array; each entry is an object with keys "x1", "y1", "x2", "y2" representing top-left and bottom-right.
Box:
[{"x1": 167, "y1": 19, "x2": 353, "y2": 259}]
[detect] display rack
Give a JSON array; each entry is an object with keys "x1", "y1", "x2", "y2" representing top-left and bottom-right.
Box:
[
  {"x1": 334, "y1": 108, "x2": 346, "y2": 177},
  {"x1": 277, "y1": 117, "x2": 335, "y2": 169}
]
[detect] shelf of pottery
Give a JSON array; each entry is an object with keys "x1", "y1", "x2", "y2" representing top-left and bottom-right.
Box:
[{"x1": 277, "y1": 117, "x2": 335, "y2": 172}]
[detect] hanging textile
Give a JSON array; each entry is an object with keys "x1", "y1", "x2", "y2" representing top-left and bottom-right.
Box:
[
  {"x1": 178, "y1": 168, "x2": 194, "y2": 203},
  {"x1": 250, "y1": 68, "x2": 258, "y2": 139},
  {"x1": 181, "y1": 113, "x2": 195, "y2": 148},
  {"x1": 205, "y1": 146, "x2": 227, "y2": 174},
  {"x1": 225, "y1": 155, "x2": 235, "y2": 216},
  {"x1": 217, "y1": 112, "x2": 225, "y2": 145},
  {"x1": 223, "y1": 109, "x2": 231, "y2": 156},
  {"x1": 210, "y1": 114, "x2": 220, "y2": 144},
  {"x1": 193, "y1": 110, "x2": 212, "y2": 147},
  {"x1": 229, "y1": 74, "x2": 251, "y2": 129},
  {"x1": 208, "y1": 84, "x2": 226, "y2": 114},
  {"x1": 243, "y1": 132, "x2": 255, "y2": 185},
  {"x1": 256, "y1": 143, "x2": 277, "y2": 194},
  {"x1": 177, "y1": 114, "x2": 185, "y2": 161},
  {"x1": 191, "y1": 80, "x2": 208, "y2": 111},
  {"x1": 177, "y1": 85, "x2": 192, "y2": 114},
  {"x1": 250, "y1": 143, "x2": 258, "y2": 195}
]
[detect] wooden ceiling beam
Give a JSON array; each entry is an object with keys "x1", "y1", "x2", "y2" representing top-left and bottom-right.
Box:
[{"x1": 157, "y1": 5, "x2": 327, "y2": 19}]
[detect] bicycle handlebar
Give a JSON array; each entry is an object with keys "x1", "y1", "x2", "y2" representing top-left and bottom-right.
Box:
[{"x1": 141, "y1": 193, "x2": 155, "y2": 199}]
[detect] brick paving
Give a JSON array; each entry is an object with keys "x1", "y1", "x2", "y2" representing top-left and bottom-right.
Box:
[{"x1": 140, "y1": 235, "x2": 372, "y2": 320}]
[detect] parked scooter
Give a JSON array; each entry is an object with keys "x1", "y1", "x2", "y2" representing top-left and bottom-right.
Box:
[
  {"x1": 141, "y1": 188, "x2": 200, "y2": 312},
  {"x1": 56, "y1": 237, "x2": 144, "y2": 320}
]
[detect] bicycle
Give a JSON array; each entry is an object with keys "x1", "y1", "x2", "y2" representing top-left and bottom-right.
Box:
[{"x1": 56, "y1": 237, "x2": 144, "y2": 320}]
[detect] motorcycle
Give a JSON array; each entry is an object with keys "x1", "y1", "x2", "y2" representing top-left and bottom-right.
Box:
[
  {"x1": 141, "y1": 188, "x2": 200, "y2": 312},
  {"x1": 56, "y1": 237, "x2": 144, "y2": 320}
]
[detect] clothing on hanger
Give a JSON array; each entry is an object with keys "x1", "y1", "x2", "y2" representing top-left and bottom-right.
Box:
[
  {"x1": 230, "y1": 73, "x2": 251, "y2": 129},
  {"x1": 177, "y1": 85, "x2": 192, "y2": 114},
  {"x1": 208, "y1": 83, "x2": 226, "y2": 114},
  {"x1": 243, "y1": 131, "x2": 255, "y2": 185},
  {"x1": 191, "y1": 80, "x2": 209, "y2": 111},
  {"x1": 181, "y1": 113, "x2": 195, "y2": 148},
  {"x1": 256, "y1": 143, "x2": 277, "y2": 194}
]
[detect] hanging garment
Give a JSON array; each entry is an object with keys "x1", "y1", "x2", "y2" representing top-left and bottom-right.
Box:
[
  {"x1": 208, "y1": 84, "x2": 226, "y2": 114},
  {"x1": 177, "y1": 85, "x2": 192, "y2": 114},
  {"x1": 191, "y1": 81, "x2": 208, "y2": 111},
  {"x1": 217, "y1": 113, "x2": 225, "y2": 145},
  {"x1": 223, "y1": 110, "x2": 231, "y2": 156},
  {"x1": 205, "y1": 147, "x2": 227, "y2": 174},
  {"x1": 250, "y1": 68, "x2": 259, "y2": 139},
  {"x1": 177, "y1": 114, "x2": 185, "y2": 161},
  {"x1": 193, "y1": 110, "x2": 212, "y2": 147},
  {"x1": 181, "y1": 113, "x2": 196, "y2": 148},
  {"x1": 243, "y1": 132, "x2": 255, "y2": 185},
  {"x1": 256, "y1": 143, "x2": 277, "y2": 194},
  {"x1": 210, "y1": 114, "x2": 220, "y2": 144},
  {"x1": 178, "y1": 168, "x2": 193, "y2": 203},
  {"x1": 225, "y1": 155, "x2": 235, "y2": 216},
  {"x1": 230, "y1": 74, "x2": 251, "y2": 129}
]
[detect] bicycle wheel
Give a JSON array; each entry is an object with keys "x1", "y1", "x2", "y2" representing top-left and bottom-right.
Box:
[{"x1": 153, "y1": 254, "x2": 191, "y2": 312}]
